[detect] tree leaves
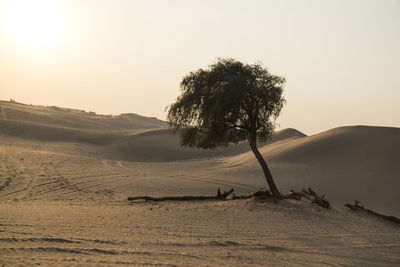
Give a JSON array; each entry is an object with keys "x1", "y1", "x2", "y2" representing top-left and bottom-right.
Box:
[{"x1": 167, "y1": 58, "x2": 285, "y2": 149}]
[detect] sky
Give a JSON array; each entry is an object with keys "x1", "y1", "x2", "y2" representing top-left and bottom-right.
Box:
[{"x1": 0, "y1": 0, "x2": 399, "y2": 134}]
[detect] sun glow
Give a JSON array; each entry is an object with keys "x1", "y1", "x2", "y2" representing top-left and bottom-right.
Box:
[{"x1": 3, "y1": 0, "x2": 68, "y2": 50}]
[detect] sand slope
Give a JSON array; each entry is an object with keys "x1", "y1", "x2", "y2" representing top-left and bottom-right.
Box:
[
  {"x1": 0, "y1": 100, "x2": 305, "y2": 161},
  {"x1": 105, "y1": 127, "x2": 306, "y2": 161},
  {"x1": 0, "y1": 100, "x2": 399, "y2": 215},
  {"x1": 0, "y1": 100, "x2": 166, "y2": 132},
  {"x1": 0, "y1": 100, "x2": 399, "y2": 266},
  {"x1": 224, "y1": 126, "x2": 400, "y2": 216}
]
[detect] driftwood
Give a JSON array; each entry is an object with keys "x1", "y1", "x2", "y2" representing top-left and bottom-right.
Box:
[
  {"x1": 284, "y1": 187, "x2": 330, "y2": 208},
  {"x1": 128, "y1": 188, "x2": 272, "y2": 202},
  {"x1": 231, "y1": 190, "x2": 272, "y2": 200},
  {"x1": 345, "y1": 200, "x2": 400, "y2": 224},
  {"x1": 127, "y1": 187, "x2": 330, "y2": 209},
  {"x1": 127, "y1": 188, "x2": 234, "y2": 202}
]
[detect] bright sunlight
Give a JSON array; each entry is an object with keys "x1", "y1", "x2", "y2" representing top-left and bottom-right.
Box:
[{"x1": 2, "y1": 0, "x2": 68, "y2": 50}]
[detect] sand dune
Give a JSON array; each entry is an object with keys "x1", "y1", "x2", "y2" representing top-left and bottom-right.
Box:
[
  {"x1": 223, "y1": 126, "x2": 400, "y2": 216},
  {"x1": 0, "y1": 100, "x2": 399, "y2": 266},
  {"x1": 0, "y1": 119, "x2": 302, "y2": 161},
  {"x1": 0, "y1": 100, "x2": 166, "y2": 131},
  {"x1": 0, "y1": 100, "x2": 306, "y2": 161},
  {"x1": 0, "y1": 100, "x2": 399, "y2": 215},
  {"x1": 105, "y1": 127, "x2": 306, "y2": 162}
]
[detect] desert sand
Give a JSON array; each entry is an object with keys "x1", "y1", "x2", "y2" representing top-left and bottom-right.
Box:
[{"x1": 0, "y1": 100, "x2": 399, "y2": 266}]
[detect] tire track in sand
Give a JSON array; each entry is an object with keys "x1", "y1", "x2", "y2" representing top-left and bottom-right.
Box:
[
  {"x1": 0, "y1": 152, "x2": 13, "y2": 192},
  {"x1": 0, "y1": 154, "x2": 38, "y2": 199}
]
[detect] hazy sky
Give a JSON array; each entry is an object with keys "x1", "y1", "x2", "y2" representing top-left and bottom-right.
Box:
[{"x1": 0, "y1": 0, "x2": 399, "y2": 134}]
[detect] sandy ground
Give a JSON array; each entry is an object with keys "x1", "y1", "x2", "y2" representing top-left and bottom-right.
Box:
[
  {"x1": 1, "y1": 199, "x2": 399, "y2": 266},
  {"x1": 0, "y1": 101, "x2": 399, "y2": 266},
  {"x1": 0, "y1": 137, "x2": 399, "y2": 266}
]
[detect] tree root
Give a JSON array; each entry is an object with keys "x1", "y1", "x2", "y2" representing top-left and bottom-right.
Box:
[{"x1": 345, "y1": 200, "x2": 400, "y2": 224}]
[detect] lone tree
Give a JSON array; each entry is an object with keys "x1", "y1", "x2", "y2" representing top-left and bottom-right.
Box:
[{"x1": 167, "y1": 58, "x2": 286, "y2": 198}]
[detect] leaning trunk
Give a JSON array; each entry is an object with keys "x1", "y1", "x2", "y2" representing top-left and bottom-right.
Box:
[{"x1": 250, "y1": 141, "x2": 281, "y2": 198}]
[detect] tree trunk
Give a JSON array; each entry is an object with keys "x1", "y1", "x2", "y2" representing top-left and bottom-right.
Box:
[{"x1": 250, "y1": 141, "x2": 282, "y2": 198}]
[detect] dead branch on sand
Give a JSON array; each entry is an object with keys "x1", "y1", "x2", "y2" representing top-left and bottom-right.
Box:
[
  {"x1": 128, "y1": 187, "x2": 330, "y2": 209},
  {"x1": 345, "y1": 200, "x2": 400, "y2": 224},
  {"x1": 284, "y1": 187, "x2": 330, "y2": 208},
  {"x1": 231, "y1": 190, "x2": 272, "y2": 200},
  {"x1": 127, "y1": 188, "x2": 234, "y2": 202}
]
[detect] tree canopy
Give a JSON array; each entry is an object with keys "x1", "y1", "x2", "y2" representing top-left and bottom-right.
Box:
[{"x1": 167, "y1": 58, "x2": 285, "y2": 149}]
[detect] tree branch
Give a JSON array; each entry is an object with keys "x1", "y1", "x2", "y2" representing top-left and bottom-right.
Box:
[
  {"x1": 128, "y1": 188, "x2": 234, "y2": 202},
  {"x1": 345, "y1": 200, "x2": 400, "y2": 224}
]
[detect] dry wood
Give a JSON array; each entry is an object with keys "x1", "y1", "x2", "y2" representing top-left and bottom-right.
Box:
[
  {"x1": 232, "y1": 190, "x2": 272, "y2": 200},
  {"x1": 127, "y1": 187, "x2": 330, "y2": 209},
  {"x1": 284, "y1": 187, "x2": 330, "y2": 208},
  {"x1": 345, "y1": 200, "x2": 400, "y2": 224},
  {"x1": 128, "y1": 188, "x2": 234, "y2": 202}
]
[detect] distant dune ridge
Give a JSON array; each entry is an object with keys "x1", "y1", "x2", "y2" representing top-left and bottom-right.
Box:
[
  {"x1": 0, "y1": 100, "x2": 306, "y2": 161},
  {"x1": 0, "y1": 100, "x2": 166, "y2": 131},
  {"x1": 0, "y1": 99, "x2": 399, "y2": 216}
]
